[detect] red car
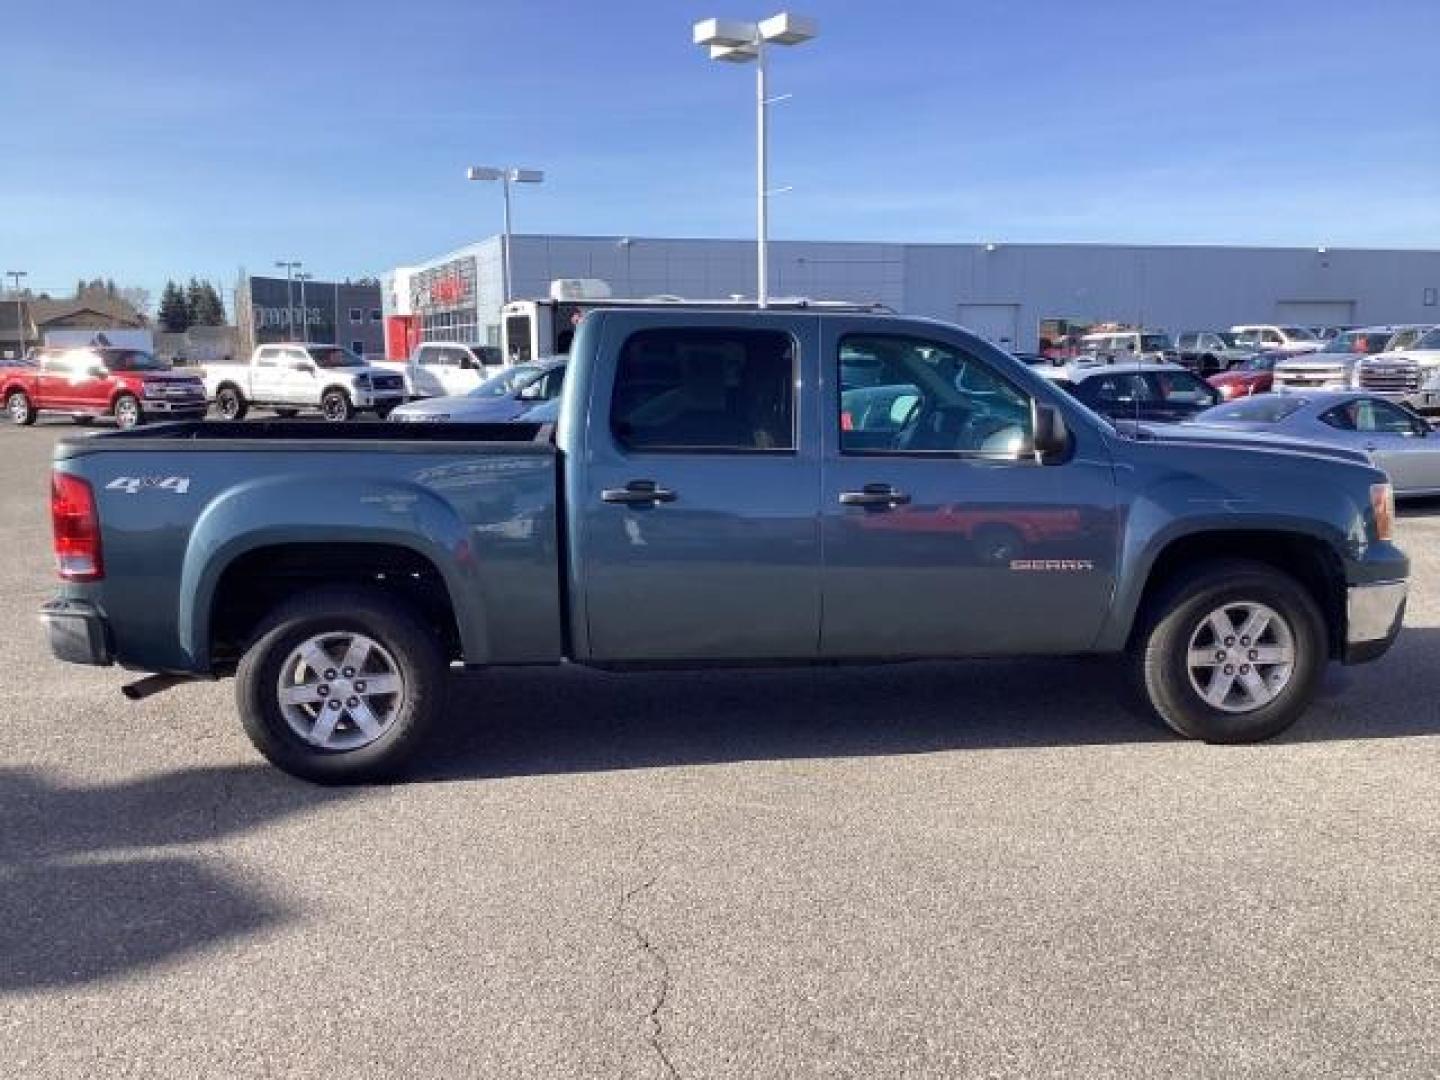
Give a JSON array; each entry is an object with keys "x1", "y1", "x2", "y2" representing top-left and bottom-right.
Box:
[
  {"x1": 2, "y1": 346, "x2": 207, "y2": 429},
  {"x1": 1207, "y1": 351, "x2": 1280, "y2": 400}
]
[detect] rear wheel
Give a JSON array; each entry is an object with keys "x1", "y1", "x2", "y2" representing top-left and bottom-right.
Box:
[
  {"x1": 7, "y1": 390, "x2": 36, "y2": 425},
  {"x1": 113, "y1": 393, "x2": 143, "y2": 430},
  {"x1": 1131, "y1": 560, "x2": 1327, "y2": 743},
  {"x1": 321, "y1": 390, "x2": 354, "y2": 422},
  {"x1": 215, "y1": 386, "x2": 248, "y2": 421},
  {"x1": 236, "y1": 588, "x2": 447, "y2": 784}
]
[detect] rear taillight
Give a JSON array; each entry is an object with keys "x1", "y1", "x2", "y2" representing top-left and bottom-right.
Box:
[{"x1": 51, "y1": 472, "x2": 103, "y2": 581}]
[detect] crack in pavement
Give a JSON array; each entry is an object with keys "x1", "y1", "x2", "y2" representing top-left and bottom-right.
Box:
[{"x1": 612, "y1": 858, "x2": 679, "y2": 1080}]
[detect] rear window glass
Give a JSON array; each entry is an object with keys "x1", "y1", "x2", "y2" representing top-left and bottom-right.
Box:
[
  {"x1": 611, "y1": 328, "x2": 795, "y2": 452},
  {"x1": 1198, "y1": 396, "x2": 1308, "y2": 423}
]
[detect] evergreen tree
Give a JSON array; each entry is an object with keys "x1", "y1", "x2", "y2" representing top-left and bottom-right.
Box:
[
  {"x1": 195, "y1": 282, "x2": 226, "y2": 325},
  {"x1": 158, "y1": 281, "x2": 191, "y2": 332}
]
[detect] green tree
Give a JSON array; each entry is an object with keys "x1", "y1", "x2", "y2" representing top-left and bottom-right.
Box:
[
  {"x1": 186, "y1": 280, "x2": 225, "y2": 326},
  {"x1": 158, "y1": 280, "x2": 190, "y2": 332}
]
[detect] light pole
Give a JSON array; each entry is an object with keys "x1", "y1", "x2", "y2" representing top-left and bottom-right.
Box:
[
  {"x1": 466, "y1": 165, "x2": 544, "y2": 305},
  {"x1": 294, "y1": 271, "x2": 313, "y2": 343},
  {"x1": 693, "y1": 13, "x2": 817, "y2": 309},
  {"x1": 5, "y1": 270, "x2": 27, "y2": 360},
  {"x1": 275, "y1": 259, "x2": 302, "y2": 340}
]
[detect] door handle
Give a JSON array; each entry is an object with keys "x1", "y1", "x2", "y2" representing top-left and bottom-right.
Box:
[
  {"x1": 602, "y1": 480, "x2": 677, "y2": 505},
  {"x1": 839, "y1": 483, "x2": 911, "y2": 509}
]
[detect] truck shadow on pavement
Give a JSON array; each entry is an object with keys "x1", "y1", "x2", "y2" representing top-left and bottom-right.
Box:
[
  {"x1": 0, "y1": 764, "x2": 358, "y2": 993},
  {"x1": 420, "y1": 627, "x2": 1440, "y2": 783}
]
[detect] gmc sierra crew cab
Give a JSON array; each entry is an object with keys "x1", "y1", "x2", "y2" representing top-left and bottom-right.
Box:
[{"x1": 41, "y1": 306, "x2": 1409, "y2": 782}]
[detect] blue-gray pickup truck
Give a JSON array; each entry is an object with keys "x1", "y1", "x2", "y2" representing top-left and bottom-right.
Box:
[{"x1": 42, "y1": 307, "x2": 1409, "y2": 782}]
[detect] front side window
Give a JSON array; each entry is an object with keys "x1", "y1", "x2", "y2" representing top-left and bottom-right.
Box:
[
  {"x1": 611, "y1": 328, "x2": 795, "y2": 452},
  {"x1": 1320, "y1": 399, "x2": 1419, "y2": 433},
  {"x1": 837, "y1": 334, "x2": 1032, "y2": 457},
  {"x1": 307, "y1": 346, "x2": 362, "y2": 368}
]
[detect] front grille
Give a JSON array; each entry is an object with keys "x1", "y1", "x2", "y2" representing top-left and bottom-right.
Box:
[
  {"x1": 1358, "y1": 362, "x2": 1420, "y2": 393},
  {"x1": 1275, "y1": 365, "x2": 1348, "y2": 387}
]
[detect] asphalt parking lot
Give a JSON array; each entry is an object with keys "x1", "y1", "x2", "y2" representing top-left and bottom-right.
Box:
[{"x1": 2, "y1": 419, "x2": 1438, "y2": 1079}]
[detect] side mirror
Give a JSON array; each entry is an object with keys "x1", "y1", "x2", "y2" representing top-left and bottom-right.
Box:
[
  {"x1": 1033, "y1": 404, "x2": 1071, "y2": 463},
  {"x1": 89, "y1": 366, "x2": 108, "y2": 378},
  {"x1": 460, "y1": 357, "x2": 477, "y2": 370},
  {"x1": 292, "y1": 361, "x2": 314, "y2": 374}
]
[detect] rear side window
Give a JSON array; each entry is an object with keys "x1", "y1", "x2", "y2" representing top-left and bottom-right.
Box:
[{"x1": 610, "y1": 328, "x2": 795, "y2": 452}]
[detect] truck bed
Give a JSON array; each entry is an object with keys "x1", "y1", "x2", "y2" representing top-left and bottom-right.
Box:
[
  {"x1": 52, "y1": 419, "x2": 565, "y2": 674},
  {"x1": 55, "y1": 419, "x2": 553, "y2": 453}
]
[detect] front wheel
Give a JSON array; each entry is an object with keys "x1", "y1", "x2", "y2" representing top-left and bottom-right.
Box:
[
  {"x1": 236, "y1": 588, "x2": 447, "y2": 783},
  {"x1": 113, "y1": 393, "x2": 143, "y2": 430},
  {"x1": 6, "y1": 390, "x2": 36, "y2": 425},
  {"x1": 320, "y1": 390, "x2": 354, "y2": 422},
  {"x1": 373, "y1": 402, "x2": 398, "y2": 420},
  {"x1": 215, "y1": 386, "x2": 248, "y2": 421},
  {"x1": 1131, "y1": 561, "x2": 1327, "y2": 743}
]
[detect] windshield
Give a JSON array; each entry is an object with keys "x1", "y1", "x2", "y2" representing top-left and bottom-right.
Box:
[
  {"x1": 1322, "y1": 331, "x2": 1394, "y2": 355},
  {"x1": 1415, "y1": 328, "x2": 1440, "y2": 350},
  {"x1": 1279, "y1": 326, "x2": 1318, "y2": 342},
  {"x1": 1195, "y1": 396, "x2": 1307, "y2": 423},
  {"x1": 308, "y1": 346, "x2": 365, "y2": 368},
  {"x1": 100, "y1": 349, "x2": 167, "y2": 372},
  {"x1": 468, "y1": 363, "x2": 547, "y2": 398}
]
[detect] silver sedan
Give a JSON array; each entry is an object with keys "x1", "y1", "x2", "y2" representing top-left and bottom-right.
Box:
[{"x1": 1187, "y1": 391, "x2": 1440, "y2": 498}]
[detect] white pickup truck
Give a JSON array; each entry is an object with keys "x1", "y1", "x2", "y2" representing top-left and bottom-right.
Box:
[
  {"x1": 205, "y1": 343, "x2": 407, "y2": 421},
  {"x1": 373, "y1": 341, "x2": 505, "y2": 400}
]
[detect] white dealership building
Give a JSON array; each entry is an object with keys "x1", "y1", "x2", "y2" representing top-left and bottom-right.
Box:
[{"x1": 386, "y1": 235, "x2": 1440, "y2": 353}]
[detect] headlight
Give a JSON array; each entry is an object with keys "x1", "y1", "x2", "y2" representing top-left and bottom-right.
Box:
[
  {"x1": 353, "y1": 375, "x2": 371, "y2": 390},
  {"x1": 141, "y1": 384, "x2": 160, "y2": 398},
  {"x1": 1371, "y1": 483, "x2": 1395, "y2": 542}
]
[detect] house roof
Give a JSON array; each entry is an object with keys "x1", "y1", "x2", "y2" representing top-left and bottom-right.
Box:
[{"x1": 29, "y1": 294, "x2": 145, "y2": 328}]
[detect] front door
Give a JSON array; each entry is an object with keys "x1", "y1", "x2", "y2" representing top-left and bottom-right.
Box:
[
  {"x1": 578, "y1": 315, "x2": 822, "y2": 661},
  {"x1": 1324, "y1": 398, "x2": 1437, "y2": 493},
  {"x1": 820, "y1": 322, "x2": 1119, "y2": 657}
]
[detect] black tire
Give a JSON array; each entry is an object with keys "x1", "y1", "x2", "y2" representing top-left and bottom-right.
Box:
[
  {"x1": 113, "y1": 393, "x2": 143, "y2": 430},
  {"x1": 320, "y1": 389, "x2": 354, "y2": 422},
  {"x1": 235, "y1": 587, "x2": 447, "y2": 784},
  {"x1": 1130, "y1": 560, "x2": 1327, "y2": 744},
  {"x1": 373, "y1": 402, "x2": 397, "y2": 420},
  {"x1": 6, "y1": 390, "x2": 37, "y2": 425},
  {"x1": 273, "y1": 408, "x2": 299, "y2": 419},
  {"x1": 215, "y1": 385, "x2": 248, "y2": 421}
]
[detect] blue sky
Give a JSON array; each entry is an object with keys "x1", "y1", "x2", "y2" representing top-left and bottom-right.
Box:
[{"x1": 2, "y1": 0, "x2": 1436, "y2": 307}]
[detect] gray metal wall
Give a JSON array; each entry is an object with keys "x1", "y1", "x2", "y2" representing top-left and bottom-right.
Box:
[{"x1": 409, "y1": 235, "x2": 1440, "y2": 351}]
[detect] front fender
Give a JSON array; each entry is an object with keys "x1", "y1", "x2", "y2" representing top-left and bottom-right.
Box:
[{"x1": 178, "y1": 474, "x2": 487, "y2": 669}]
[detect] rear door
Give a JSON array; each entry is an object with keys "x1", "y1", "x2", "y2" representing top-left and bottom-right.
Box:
[
  {"x1": 577, "y1": 313, "x2": 822, "y2": 661},
  {"x1": 249, "y1": 346, "x2": 285, "y2": 402},
  {"x1": 819, "y1": 320, "x2": 1119, "y2": 657},
  {"x1": 410, "y1": 344, "x2": 447, "y2": 398}
]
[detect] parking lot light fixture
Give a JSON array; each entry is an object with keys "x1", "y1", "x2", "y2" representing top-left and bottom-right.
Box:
[
  {"x1": 294, "y1": 271, "x2": 313, "y2": 343},
  {"x1": 692, "y1": 13, "x2": 819, "y2": 308},
  {"x1": 467, "y1": 165, "x2": 545, "y2": 305},
  {"x1": 275, "y1": 260, "x2": 302, "y2": 340}
]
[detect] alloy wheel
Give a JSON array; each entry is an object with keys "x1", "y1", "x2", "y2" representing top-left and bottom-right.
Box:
[
  {"x1": 275, "y1": 632, "x2": 405, "y2": 750},
  {"x1": 1185, "y1": 601, "x2": 1296, "y2": 714}
]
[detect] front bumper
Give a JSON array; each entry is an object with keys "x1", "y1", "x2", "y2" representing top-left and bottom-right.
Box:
[
  {"x1": 353, "y1": 390, "x2": 405, "y2": 409},
  {"x1": 143, "y1": 399, "x2": 208, "y2": 414},
  {"x1": 41, "y1": 598, "x2": 112, "y2": 666},
  {"x1": 1343, "y1": 580, "x2": 1407, "y2": 664}
]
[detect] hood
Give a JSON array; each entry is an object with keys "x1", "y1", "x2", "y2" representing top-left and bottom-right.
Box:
[
  {"x1": 390, "y1": 394, "x2": 531, "y2": 423},
  {"x1": 1117, "y1": 421, "x2": 1371, "y2": 466}
]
